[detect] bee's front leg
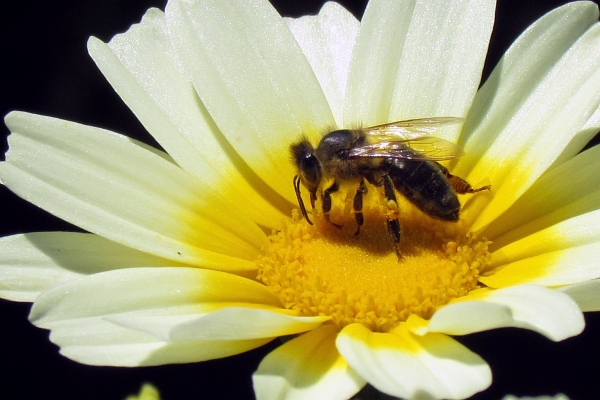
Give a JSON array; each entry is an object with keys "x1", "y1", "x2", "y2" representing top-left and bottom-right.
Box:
[
  {"x1": 293, "y1": 175, "x2": 313, "y2": 225},
  {"x1": 322, "y1": 181, "x2": 342, "y2": 229}
]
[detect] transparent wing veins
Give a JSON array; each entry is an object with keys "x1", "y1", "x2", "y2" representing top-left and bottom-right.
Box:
[{"x1": 350, "y1": 117, "x2": 465, "y2": 161}]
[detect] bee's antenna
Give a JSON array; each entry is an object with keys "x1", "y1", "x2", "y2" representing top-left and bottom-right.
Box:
[{"x1": 294, "y1": 175, "x2": 313, "y2": 225}]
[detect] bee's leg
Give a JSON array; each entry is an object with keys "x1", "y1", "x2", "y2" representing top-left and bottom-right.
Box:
[
  {"x1": 322, "y1": 181, "x2": 342, "y2": 229},
  {"x1": 436, "y1": 163, "x2": 491, "y2": 194},
  {"x1": 353, "y1": 179, "x2": 368, "y2": 237},
  {"x1": 293, "y1": 175, "x2": 313, "y2": 224},
  {"x1": 382, "y1": 173, "x2": 402, "y2": 259}
]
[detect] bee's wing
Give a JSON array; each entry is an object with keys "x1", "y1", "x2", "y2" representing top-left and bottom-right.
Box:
[
  {"x1": 364, "y1": 117, "x2": 465, "y2": 140},
  {"x1": 353, "y1": 117, "x2": 464, "y2": 161},
  {"x1": 348, "y1": 138, "x2": 464, "y2": 161}
]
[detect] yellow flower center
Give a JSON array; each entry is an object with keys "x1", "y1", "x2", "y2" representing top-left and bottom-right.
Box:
[{"x1": 255, "y1": 183, "x2": 491, "y2": 332}]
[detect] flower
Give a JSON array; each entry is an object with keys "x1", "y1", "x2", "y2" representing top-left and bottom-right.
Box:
[
  {"x1": 502, "y1": 395, "x2": 570, "y2": 400},
  {"x1": 125, "y1": 384, "x2": 162, "y2": 400},
  {"x1": 2, "y1": 0, "x2": 600, "y2": 399}
]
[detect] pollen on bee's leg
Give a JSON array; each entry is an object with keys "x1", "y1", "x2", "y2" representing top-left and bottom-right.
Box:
[
  {"x1": 385, "y1": 201, "x2": 399, "y2": 219},
  {"x1": 255, "y1": 196, "x2": 492, "y2": 332}
]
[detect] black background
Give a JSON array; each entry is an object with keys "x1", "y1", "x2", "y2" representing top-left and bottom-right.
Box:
[{"x1": 1, "y1": 1, "x2": 600, "y2": 399}]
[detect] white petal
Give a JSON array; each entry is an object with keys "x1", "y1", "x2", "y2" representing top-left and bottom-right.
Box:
[
  {"x1": 88, "y1": 10, "x2": 288, "y2": 229},
  {"x1": 483, "y1": 240, "x2": 600, "y2": 288},
  {"x1": 482, "y1": 145, "x2": 600, "y2": 245},
  {"x1": 581, "y1": 102, "x2": 600, "y2": 134},
  {"x1": 428, "y1": 285, "x2": 584, "y2": 341},
  {"x1": 343, "y1": 0, "x2": 415, "y2": 126},
  {"x1": 502, "y1": 395, "x2": 570, "y2": 400},
  {"x1": 345, "y1": 0, "x2": 495, "y2": 136},
  {"x1": 553, "y1": 107, "x2": 600, "y2": 169},
  {"x1": 30, "y1": 267, "x2": 282, "y2": 326},
  {"x1": 1, "y1": 112, "x2": 265, "y2": 271},
  {"x1": 558, "y1": 279, "x2": 600, "y2": 312},
  {"x1": 253, "y1": 325, "x2": 365, "y2": 400},
  {"x1": 411, "y1": 301, "x2": 514, "y2": 336},
  {"x1": 29, "y1": 267, "x2": 281, "y2": 365},
  {"x1": 163, "y1": 0, "x2": 335, "y2": 202},
  {"x1": 169, "y1": 308, "x2": 327, "y2": 341},
  {"x1": 336, "y1": 323, "x2": 491, "y2": 400},
  {"x1": 0, "y1": 232, "x2": 185, "y2": 302},
  {"x1": 456, "y1": 3, "x2": 600, "y2": 230},
  {"x1": 489, "y1": 209, "x2": 600, "y2": 273},
  {"x1": 110, "y1": 307, "x2": 328, "y2": 342},
  {"x1": 459, "y1": 2, "x2": 599, "y2": 175},
  {"x1": 286, "y1": 2, "x2": 359, "y2": 127},
  {"x1": 47, "y1": 314, "x2": 271, "y2": 366}
]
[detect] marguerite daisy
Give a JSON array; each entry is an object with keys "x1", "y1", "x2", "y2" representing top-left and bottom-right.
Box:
[{"x1": 1, "y1": 0, "x2": 600, "y2": 399}]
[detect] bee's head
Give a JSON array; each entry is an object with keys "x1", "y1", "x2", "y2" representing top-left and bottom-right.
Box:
[{"x1": 290, "y1": 139, "x2": 322, "y2": 194}]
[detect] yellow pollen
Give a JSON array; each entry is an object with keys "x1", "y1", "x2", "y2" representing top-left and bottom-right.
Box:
[{"x1": 256, "y1": 188, "x2": 491, "y2": 332}]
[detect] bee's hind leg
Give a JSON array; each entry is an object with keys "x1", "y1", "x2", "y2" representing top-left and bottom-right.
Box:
[
  {"x1": 322, "y1": 181, "x2": 342, "y2": 229},
  {"x1": 353, "y1": 180, "x2": 368, "y2": 237},
  {"x1": 382, "y1": 173, "x2": 402, "y2": 260},
  {"x1": 436, "y1": 163, "x2": 491, "y2": 194}
]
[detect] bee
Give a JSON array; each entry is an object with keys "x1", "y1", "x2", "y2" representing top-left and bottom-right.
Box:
[{"x1": 290, "y1": 117, "x2": 490, "y2": 258}]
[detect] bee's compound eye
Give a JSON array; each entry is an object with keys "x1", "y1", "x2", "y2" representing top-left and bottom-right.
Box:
[
  {"x1": 291, "y1": 140, "x2": 322, "y2": 191},
  {"x1": 300, "y1": 154, "x2": 321, "y2": 187}
]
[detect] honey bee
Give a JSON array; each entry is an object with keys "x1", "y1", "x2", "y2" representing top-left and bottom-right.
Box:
[{"x1": 290, "y1": 117, "x2": 490, "y2": 258}]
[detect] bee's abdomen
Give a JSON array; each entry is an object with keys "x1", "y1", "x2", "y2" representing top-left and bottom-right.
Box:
[{"x1": 386, "y1": 159, "x2": 460, "y2": 221}]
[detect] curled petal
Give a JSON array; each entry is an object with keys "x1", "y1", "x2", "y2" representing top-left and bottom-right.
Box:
[
  {"x1": 558, "y1": 279, "x2": 600, "y2": 312},
  {"x1": 253, "y1": 325, "x2": 365, "y2": 400},
  {"x1": 425, "y1": 285, "x2": 584, "y2": 341},
  {"x1": 336, "y1": 323, "x2": 491, "y2": 400},
  {"x1": 28, "y1": 267, "x2": 283, "y2": 365}
]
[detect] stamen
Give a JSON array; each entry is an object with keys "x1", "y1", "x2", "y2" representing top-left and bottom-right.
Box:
[{"x1": 256, "y1": 192, "x2": 491, "y2": 332}]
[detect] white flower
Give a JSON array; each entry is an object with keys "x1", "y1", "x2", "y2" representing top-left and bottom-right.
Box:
[{"x1": 1, "y1": 1, "x2": 600, "y2": 399}]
